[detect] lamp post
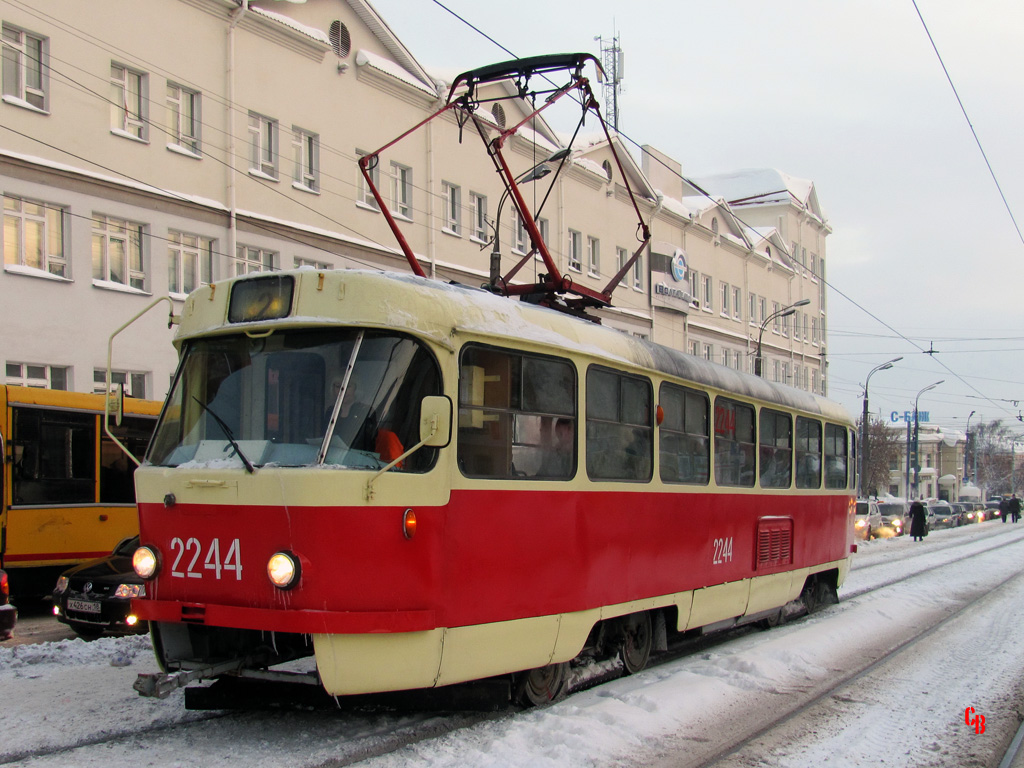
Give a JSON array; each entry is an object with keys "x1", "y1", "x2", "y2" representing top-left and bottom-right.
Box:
[
  {"x1": 964, "y1": 410, "x2": 975, "y2": 484},
  {"x1": 489, "y1": 148, "x2": 572, "y2": 288},
  {"x1": 858, "y1": 356, "x2": 902, "y2": 498},
  {"x1": 755, "y1": 298, "x2": 811, "y2": 378},
  {"x1": 911, "y1": 380, "x2": 943, "y2": 500}
]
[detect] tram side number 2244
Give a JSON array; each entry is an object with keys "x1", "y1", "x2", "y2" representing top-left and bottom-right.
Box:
[{"x1": 712, "y1": 537, "x2": 734, "y2": 565}]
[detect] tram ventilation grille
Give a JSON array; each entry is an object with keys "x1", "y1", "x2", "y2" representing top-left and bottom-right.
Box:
[{"x1": 756, "y1": 519, "x2": 793, "y2": 569}]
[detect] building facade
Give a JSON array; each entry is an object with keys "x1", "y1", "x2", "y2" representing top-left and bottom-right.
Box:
[{"x1": 1, "y1": 0, "x2": 831, "y2": 402}]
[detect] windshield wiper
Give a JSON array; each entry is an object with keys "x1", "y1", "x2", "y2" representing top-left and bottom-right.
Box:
[{"x1": 192, "y1": 396, "x2": 255, "y2": 473}]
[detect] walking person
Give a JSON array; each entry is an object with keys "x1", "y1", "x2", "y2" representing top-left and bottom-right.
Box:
[
  {"x1": 909, "y1": 499, "x2": 927, "y2": 542},
  {"x1": 1001, "y1": 496, "x2": 1010, "y2": 523},
  {"x1": 1010, "y1": 494, "x2": 1022, "y2": 523}
]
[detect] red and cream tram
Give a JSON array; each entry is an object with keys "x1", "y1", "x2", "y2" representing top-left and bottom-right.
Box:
[
  {"x1": 128, "y1": 54, "x2": 855, "y2": 706},
  {"x1": 130, "y1": 267, "x2": 855, "y2": 705}
]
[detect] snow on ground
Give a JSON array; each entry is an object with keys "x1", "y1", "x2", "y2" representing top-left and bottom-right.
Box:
[{"x1": 3, "y1": 523, "x2": 1024, "y2": 767}]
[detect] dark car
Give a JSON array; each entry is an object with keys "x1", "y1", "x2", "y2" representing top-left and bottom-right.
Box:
[
  {"x1": 52, "y1": 536, "x2": 147, "y2": 640},
  {"x1": 927, "y1": 502, "x2": 957, "y2": 530},
  {"x1": 0, "y1": 569, "x2": 16, "y2": 641}
]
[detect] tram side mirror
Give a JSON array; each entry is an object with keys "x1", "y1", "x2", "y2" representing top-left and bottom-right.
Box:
[
  {"x1": 419, "y1": 396, "x2": 452, "y2": 448},
  {"x1": 107, "y1": 382, "x2": 124, "y2": 427}
]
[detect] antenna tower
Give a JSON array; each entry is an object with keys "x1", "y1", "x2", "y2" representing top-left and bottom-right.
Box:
[{"x1": 595, "y1": 34, "x2": 623, "y2": 131}]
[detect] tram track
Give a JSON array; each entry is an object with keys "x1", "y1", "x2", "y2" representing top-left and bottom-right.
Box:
[{"x1": 7, "y1": 526, "x2": 1024, "y2": 768}]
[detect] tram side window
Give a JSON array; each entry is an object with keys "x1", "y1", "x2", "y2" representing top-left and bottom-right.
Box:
[
  {"x1": 659, "y1": 383, "x2": 709, "y2": 484},
  {"x1": 847, "y1": 428, "x2": 856, "y2": 487},
  {"x1": 100, "y1": 416, "x2": 156, "y2": 502},
  {"x1": 795, "y1": 416, "x2": 822, "y2": 489},
  {"x1": 759, "y1": 409, "x2": 792, "y2": 489},
  {"x1": 824, "y1": 423, "x2": 849, "y2": 490},
  {"x1": 586, "y1": 367, "x2": 652, "y2": 482},
  {"x1": 714, "y1": 397, "x2": 755, "y2": 487},
  {"x1": 458, "y1": 346, "x2": 576, "y2": 480},
  {"x1": 11, "y1": 407, "x2": 95, "y2": 505}
]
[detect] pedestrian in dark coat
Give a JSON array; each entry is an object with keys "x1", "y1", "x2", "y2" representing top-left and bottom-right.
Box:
[
  {"x1": 1010, "y1": 494, "x2": 1022, "y2": 523},
  {"x1": 1001, "y1": 497, "x2": 1010, "y2": 523},
  {"x1": 909, "y1": 500, "x2": 927, "y2": 541}
]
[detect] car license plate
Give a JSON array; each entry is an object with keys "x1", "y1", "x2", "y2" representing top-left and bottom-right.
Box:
[{"x1": 67, "y1": 599, "x2": 101, "y2": 614}]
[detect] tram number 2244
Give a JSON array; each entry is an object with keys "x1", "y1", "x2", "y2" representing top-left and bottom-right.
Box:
[
  {"x1": 170, "y1": 537, "x2": 243, "y2": 580},
  {"x1": 712, "y1": 536, "x2": 734, "y2": 565}
]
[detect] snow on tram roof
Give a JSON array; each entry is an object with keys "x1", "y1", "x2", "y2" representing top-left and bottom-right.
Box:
[{"x1": 179, "y1": 269, "x2": 850, "y2": 423}]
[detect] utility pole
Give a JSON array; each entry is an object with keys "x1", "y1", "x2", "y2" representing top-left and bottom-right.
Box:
[{"x1": 595, "y1": 34, "x2": 624, "y2": 131}]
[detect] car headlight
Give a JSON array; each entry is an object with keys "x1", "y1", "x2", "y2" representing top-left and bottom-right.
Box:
[
  {"x1": 855, "y1": 519, "x2": 866, "y2": 529},
  {"x1": 133, "y1": 546, "x2": 159, "y2": 579},
  {"x1": 267, "y1": 551, "x2": 300, "y2": 590},
  {"x1": 55, "y1": 576, "x2": 69, "y2": 594},
  {"x1": 114, "y1": 583, "x2": 146, "y2": 599}
]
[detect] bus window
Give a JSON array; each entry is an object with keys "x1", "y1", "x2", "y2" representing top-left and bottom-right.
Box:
[
  {"x1": 759, "y1": 409, "x2": 792, "y2": 489},
  {"x1": 11, "y1": 407, "x2": 95, "y2": 505},
  {"x1": 714, "y1": 397, "x2": 755, "y2": 487},
  {"x1": 458, "y1": 346, "x2": 576, "y2": 479},
  {"x1": 825, "y1": 423, "x2": 849, "y2": 489},
  {"x1": 659, "y1": 383, "x2": 709, "y2": 484},
  {"x1": 586, "y1": 367, "x2": 652, "y2": 482},
  {"x1": 795, "y1": 416, "x2": 822, "y2": 489}
]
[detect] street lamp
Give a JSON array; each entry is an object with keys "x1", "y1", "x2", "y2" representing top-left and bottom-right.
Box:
[
  {"x1": 964, "y1": 410, "x2": 976, "y2": 484},
  {"x1": 858, "y1": 356, "x2": 902, "y2": 497},
  {"x1": 488, "y1": 148, "x2": 572, "y2": 288},
  {"x1": 755, "y1": 298, "x2": 811, "y2": 378},
  {"x1": 910, "y1": 380, "x2": 944, "y2": 500}
]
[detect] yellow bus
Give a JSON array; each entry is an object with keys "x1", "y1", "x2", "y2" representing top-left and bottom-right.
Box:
[{"x1": 0, "y1": 386, "x2": 161, "y2": 596}]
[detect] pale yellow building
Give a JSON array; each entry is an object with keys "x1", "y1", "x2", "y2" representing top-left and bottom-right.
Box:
[{"x1": 0, "y1": 0, "x2": 830, "y2": 400}]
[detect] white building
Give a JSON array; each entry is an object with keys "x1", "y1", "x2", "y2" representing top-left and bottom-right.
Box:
[{"x1": 1, "y1": 0, "x2": 831, "y2": 401}]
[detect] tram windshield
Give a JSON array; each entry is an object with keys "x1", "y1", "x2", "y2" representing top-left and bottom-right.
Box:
[{"x1": 147, "y1": 329, "x2": 441, "y2": 471}]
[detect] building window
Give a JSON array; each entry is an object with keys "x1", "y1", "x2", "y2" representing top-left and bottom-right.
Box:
[
  {"x1": 166, "y1": 83, "x2": 200, "y2": 155},
  {"x1": 6, "y1": 362, "x2": 67, "y2": 389},
  {"x1": 703, "y1": 344, "x2": 713, "y2": 361},
  {"x1": 690, "y1": 270, "x2": 699, "y2": 306},
  {"x1": 732, "y1": 287, "x2": 741, "y2": 319},
  {"x1": 632, "y1": 250, "x2": 644, "y2": 291},
  {"x1": 721, "y1": 282, "x2": 730, "y2": 316},
  {"x1": 442, "y1": 182, "x2": 460, "y2": 234},
  {"x1": 470, "y1": 192, "x2": 487, "y2": 242},
  {"x1": 616, "y1": 246, "x2": 629, "y2": 286},
  {"x1": 92, "y1": 215, "x2": 145, "y2": 290},
  {"x1": 248, "y1": 112, "x2": 278, "y2": 179},
  {"x1": 748, "y1": 292, "x2": 756, "y2": 324},
  {"x1": 95, "y1": 369, "x2": 146, "y2": 399},
  {"x1": 292, "y1": 127, "x2": 319, "y2": 192},
  {"x1": 587, "y1": 236, "x2": 600, "y2": 275},
  {"x1": 512, "y1": 209, "x2": 528, "y2": 254},
  {"x1": 168, "y1": 231, "x2": 213, "y2": 295},
  {"x1": 232, "y1": 245, "x2": 275, "y2": 276},
  {"x1": 295, "y1": 256, "x2": 331, "y2": 269},
  {"x1": 356, "y1": 150, "x2": 380, "y2": 210},
  {"x1": 772, "y1": 302, "x2": 782, "y2": 333},
  {"x1": 702, "y1": 275, "x2": 713, "y2": 311},
  {"x1": 390, "y1": 162, "x2": 412, "y2": 219},
  {"x1": 812, "y1": 316, "x2": 819, "y2": 345},
  {"x1": 537, "y1": 218, "x2": 549, "y2": 251},
  {"x1": 110, "y1": 63, "x2": 147, "y2": 140},
  {"x1": 689, "y1": 341, "x2": 700, "y2": 357},
  {"x1": 3, "y1": 195, "x2": 66, "y2": 277},
  {"x1": 759, "y1": 297, "x2": 767, "y2": 325},
  {"x1": 2, "y1": 25, "x2": 47, "y2": 111},
  {"x1": 567, "y1": 230, "x2": 582, "y2": 272}
]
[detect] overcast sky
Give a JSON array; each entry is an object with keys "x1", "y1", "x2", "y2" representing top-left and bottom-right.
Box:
[{"x1": 366, "y1": 0, "x2": 1024, "y2": 435}]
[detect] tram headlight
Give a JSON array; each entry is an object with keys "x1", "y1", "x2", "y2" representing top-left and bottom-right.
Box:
[
  {"x1": 267, "y1": 551, "x2": 300, "y2": 590},
  {"x1": 133, "y1": 546, "x2": 160, "y2": 579}
]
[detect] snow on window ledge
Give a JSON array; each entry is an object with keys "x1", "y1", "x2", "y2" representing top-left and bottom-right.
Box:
[
  {"x1": 110, "y1": 128, "x2": 148, "y2": 144},
  {"x1": 167, "y1": 143, "x2": 201, "y2": 160},
  {"x1": 4, "y1": 263, "x2": 70, "y2": 281},
  {"x1": 92, "y1": 279, "x2": 150, "y2": 296},
  {"x1": 248, "y1": 168, "x2": 279, "y2": 183},
  {"x1": 2, "y1": 95, "x2": 48, "y2": 114},
  {"x1": 291, "y1": 181, "x2": 320, "y2": 195}
]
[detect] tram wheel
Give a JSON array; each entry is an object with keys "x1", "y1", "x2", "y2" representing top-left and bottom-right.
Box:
[
  {"x1": 619, "y1": 611, "x2": 653, "y2": 675},
  {"x1": 514, "y1": 661, "x2": 569, "y2": 707}
]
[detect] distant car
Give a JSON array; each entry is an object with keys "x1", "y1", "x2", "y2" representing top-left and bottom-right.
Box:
[
  {"x1": 948, "y1": 503, "x2": 968, "y2": 526},
  {"x1": 0, "y1": 569, "x2": 16, "y2": 641},
  {"x1": 960, "y1": 503, "x2": 982, "y2": 524},
  {"x1": 855, "y1": 500, "x2": 883, "y2": 540},
  {"x1": 52, "y1": 536, "x2": 147, "y2": 640},
  {"x1": 927, "y1": 503, "x2": 957, "y2": 530},
  {"x1": 985, "y1": 500, "x2": 1002, "y2": 521},
  {"x1": 877, "y1": 501, "x2": 907, "y2": 536}
]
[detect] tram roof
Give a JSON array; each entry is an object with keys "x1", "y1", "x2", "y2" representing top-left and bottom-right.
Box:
[{"x1": 177, "y1": 269, "x2": 851, "y2": 424}]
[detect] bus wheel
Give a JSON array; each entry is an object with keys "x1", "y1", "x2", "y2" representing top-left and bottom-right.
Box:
[
  {"x1": 619, "y1": 611, "x2": 653, "y2": 674},
  {"x1": 514, "y1": 662, "x2": 569, "y2": 707}
]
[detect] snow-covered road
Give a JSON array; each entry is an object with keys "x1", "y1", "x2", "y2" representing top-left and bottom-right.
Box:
[{"x1": 3, "y1": 521, "x2": 1023, "y2": 768}]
